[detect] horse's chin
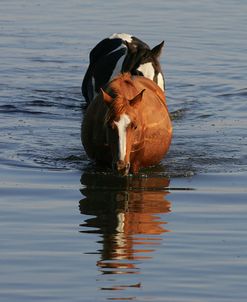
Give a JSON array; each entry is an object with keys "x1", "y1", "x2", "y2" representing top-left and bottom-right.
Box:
[
  {"x1": 122, "y1": 166, "x2": 130, "y2": 176},
  {"x1": 113, "y1": 161, "x2": 130, "y2": 176},
  {"x1": 118, "y1": 170, "x2": 129, "y2": 177}
]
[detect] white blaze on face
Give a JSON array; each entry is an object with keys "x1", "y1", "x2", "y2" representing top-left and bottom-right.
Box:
[
  {"x1": 137, "y1": 62, "x2": 155, "y2": 81},
  {"x1": 114, "y1": 114, "x2": 131, "y2": 161}
]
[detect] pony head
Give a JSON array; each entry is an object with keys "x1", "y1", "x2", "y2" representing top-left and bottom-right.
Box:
[
  {"x1": 101, "y1": 87, "x2": 145, "y2": 176},
  {"x1": 125, "y1": 40, "x2": 165, "y2": 91}
]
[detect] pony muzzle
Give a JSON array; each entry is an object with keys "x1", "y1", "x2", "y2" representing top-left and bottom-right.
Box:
[{"x1": 113, "y1": 160, "x2": 130, "y2": 176}]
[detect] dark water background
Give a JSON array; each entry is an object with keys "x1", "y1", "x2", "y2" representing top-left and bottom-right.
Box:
[{"x1": 0, "y1": 0, "x2": 247, "y2": 301}]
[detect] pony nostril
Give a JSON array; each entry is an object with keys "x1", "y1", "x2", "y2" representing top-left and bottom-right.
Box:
[
  {"x1": 113, "y1": 161, "x2": 130, "y2": 176},
  {"x1": 116, "y1": 160, "x2": 125, "y2": 171}
]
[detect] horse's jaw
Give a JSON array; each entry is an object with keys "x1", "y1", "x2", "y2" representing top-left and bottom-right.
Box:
[{"x1": 113, "y1": 160, "x2": 130, "y2": 176}]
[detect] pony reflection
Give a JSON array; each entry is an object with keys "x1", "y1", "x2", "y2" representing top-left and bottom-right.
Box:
[{"x1": 79, "y1": 173, "x2": 171, "y2": 276}]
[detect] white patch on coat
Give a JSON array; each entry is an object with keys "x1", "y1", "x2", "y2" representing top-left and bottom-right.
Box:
[
  {"x1": 137, "y1": 62, "x2": 155, "y2": 81},
  {"x1": 109, "y1": 33, "x2": 133, "y2": 43},
  {"x1": 157, "y1": 72, "x2": 165, "y2": 91},
  {"x1": 114, "y1": 114, "x2": 131, "y2": 161}
]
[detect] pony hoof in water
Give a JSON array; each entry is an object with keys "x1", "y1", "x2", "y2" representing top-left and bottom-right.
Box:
[{"x1": 81, "y1": 73, "x2": 172, "y2": 176}]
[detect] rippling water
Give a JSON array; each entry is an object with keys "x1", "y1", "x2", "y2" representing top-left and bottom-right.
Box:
[{"x1": 0, "y1": 0, "x2": 247, "y2": 301}]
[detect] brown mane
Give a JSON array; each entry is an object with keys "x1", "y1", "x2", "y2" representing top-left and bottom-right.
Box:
[{"x1": 110, "y1": 73, "x2": 136, "y2": 95}]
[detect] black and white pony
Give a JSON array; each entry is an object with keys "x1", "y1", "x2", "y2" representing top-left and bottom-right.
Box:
[{"x1": 82, "y1": 33, "x2": 165, "y2": 103}]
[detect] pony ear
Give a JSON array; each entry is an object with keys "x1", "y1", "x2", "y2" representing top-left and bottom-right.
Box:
[
  {"x1": 151, "y1": 41, "x2": 165, "y2": 58},
  {"x1": 100, "y1": 88, "x2": 112, "y2": 104},
  {"x1": 129, "y1": 89, "x2": 145, "y2": 107}
]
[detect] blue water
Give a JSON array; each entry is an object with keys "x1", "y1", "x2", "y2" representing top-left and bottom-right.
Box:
[{"x1": 0, "y1": 0, "x2": 247, "y2": 301}]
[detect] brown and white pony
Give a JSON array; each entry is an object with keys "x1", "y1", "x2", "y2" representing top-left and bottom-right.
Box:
[{"x1": 81, "y1": 73, "x2": 172, "y2": 175}]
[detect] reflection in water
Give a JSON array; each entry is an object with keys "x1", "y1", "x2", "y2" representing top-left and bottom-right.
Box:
[{"x1": 79, "y1": 172, "x2": 171, "y2": 299}]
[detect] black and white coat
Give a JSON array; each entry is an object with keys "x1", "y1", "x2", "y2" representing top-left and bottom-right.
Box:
[{"x1": 82, "y1": 33, "x2": 165, "y2": 103}]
